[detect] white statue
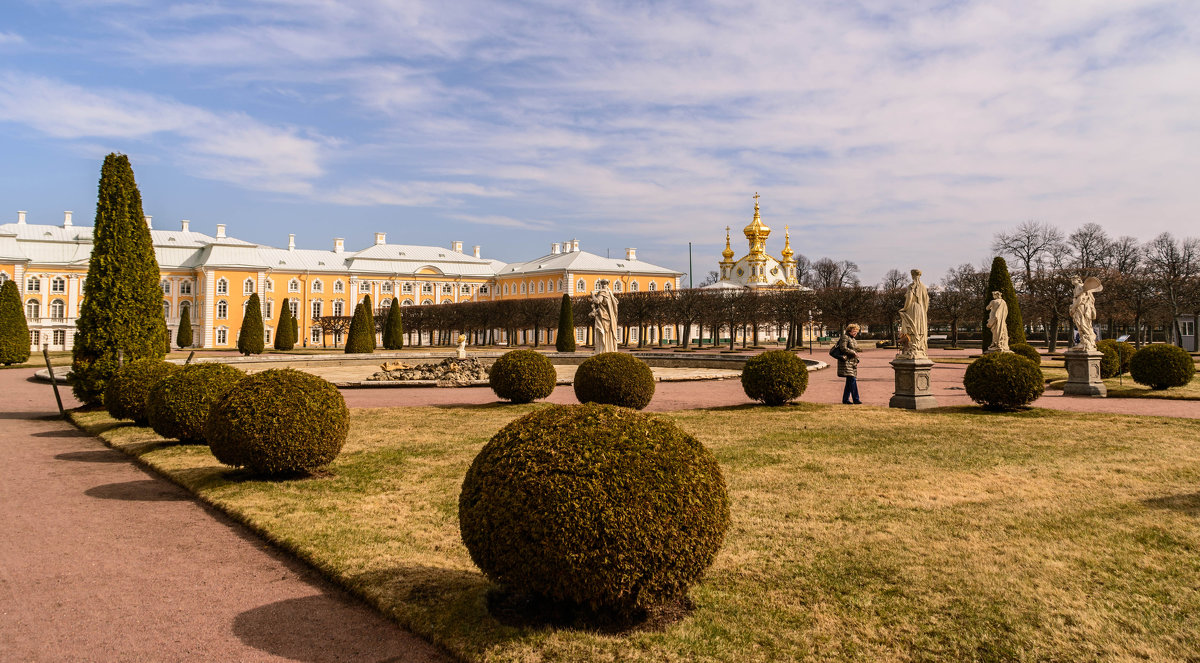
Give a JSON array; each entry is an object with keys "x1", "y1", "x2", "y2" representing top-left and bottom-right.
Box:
[
  {"x1": 456, "y1": 333, "x2": 467, "y2": 359},
  {"x1": 897, "y1": 268, "x2": 929, "y2": 360},
  {"x1": 985, "y1": 291, "x2": 1010, "y2": 353},
  {"x1": 590, "y1": 280, "x2": 619, "y2": 354},
  {"x1": 1070, "y1": 276, "x2": 1103, "y2": 353}
]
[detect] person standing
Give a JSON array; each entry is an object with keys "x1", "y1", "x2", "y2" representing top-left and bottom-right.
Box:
[{"x1": 835, "y1": 323, "x2": 862, "y2": 404}]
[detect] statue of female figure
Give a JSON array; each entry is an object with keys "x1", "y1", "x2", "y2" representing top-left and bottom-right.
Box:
[
  {"x1": 985, "y1": 291, "x2": 1009, "y2": 353},
  {"x1": 1069, "y1": 276, "x2": 1102, "y2": 353},
  {"x1": 590, "y1": 280, "x2": 619, "y2": 353},
  {"x1": 898, "y1": 269, "x2": 930, "y2": 360}
]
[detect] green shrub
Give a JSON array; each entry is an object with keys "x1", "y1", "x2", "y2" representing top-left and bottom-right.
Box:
[
  {"x1": 573, "y1": 352, "x2": 655, "y2": 410},
  {"x1": 1095, "y1": 339, "x2": 1121, "y2": 379},
  {"x1": 345, "y1": 297, "x2": 375, "y2": 353},
  {"x1": 0, "y1": 279, "x2": 30, "y2": 365},
  {"x1": 273, "y1": 299, "x2": 295, "y2": 351},
  {"x1": 963, "y1": 352, "x2": 1045, "y2": 410},
  {"x1": 980, "y1": 256, "x2": 1025, "y2": 351},
  {"x1": 741, "y1": 350, "x2": 809, "y2": 405},
  {"x1": 555, "y1": 294, "x2": 575, "y2": 352},
  {"x1": 1010, "y1": 343, "x2": 1041, "y2": 367},
  {"x1": 382, "y1": 297, "x2": 404, "y2": 350},
  {"x1": 459, "y1": 404, "x2": 729, "y2": 618},
  {"x1": 104, "y1": 359, "x2": 180, "y2": 424},
  {"x1": 146, "y1": 363, "x2": 245, "y2": 443},
  {"x1": 488, "y1": 350, "x2": 557, "y2": 403},
  {"x1": 237, "y1": 293, "x2": 265, "y2": 356},
  {"x1": 175, "y1": 306, "x2": 193, "y2": 348},
  {"x1": 207, "y1": 369, "x2": 348, "y2": 475},
  {"x1": 1097, "y1": 339, "x2": 1134, "y2": 376},
  {"x1": 1130, "y1": 344, "x2": 1195, "y2": 390}
]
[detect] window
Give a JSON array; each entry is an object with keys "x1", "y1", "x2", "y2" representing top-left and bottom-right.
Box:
[
  {"x1": 49, "y1": 277, "x2": 66, "y2": 294},
  {"x1": 26, "y1": 299, "x2": 39, "y2": 319},
  {"x1": 30, "y1": 330, "x2": 40, "y2": 346},
  {"x1": 289, "y1": 279, "x2": 300, "y2": 293},
  {"x1": 161, "y1": 279, "x2": 171, "y2": 294},
  {"x1": 1183, "y1": 320, "x2": 1196, "y2": 337},
  {"x1": 162, "y1": 301, "x2": 170, "y2": 319},
  {"x1": 266, "y1": 279, "x2": 274, "y2": 293},
  {"x1": 577, "y1": 279, "x2": 585, "y2": 291},
  {"x1": 243, "y1": 278, "x2": 255, "y2": 295},
  {"x1": 664, "y1": 282, "x2": 672, "y2": 291},
  {"x1": 503, "y1": 284, "x2": 509, "y2": 295},
  {"x1": 217, "y1": 300, "x2": 228, "y2": 319},
  {"x1": 613, "y1": 281, "x2": 622, "y2": 292},
  {"x1": 422, "y1": 283, "x2": 433, "y2": 294},
  {"x1": 576, "y1": 328, "x2": 585, "y2": 342},
  {"x1": 216, "y1": 328, "x2": 227, "y2": 345},
  {"x1": 50, "y1": 299, "x2": 65, "y2": 320},
  {"x1": 461, "y1": 284, "x2": 470, "y2": 294},
  {"x1": 311, "y1": 328, "x2": 322, "y2": 344},
  {"x1": 262, "y1": 299, "x2": 273, "y2": 320},
  {"x1": 480, "y1": 285, "x2": 488, "y2": 294},
  {"x1": 547, "y1": 281, "x2": 553, "y2": 293},
  {"x1": 289, "y1": 299, "x2": 298, "y2": 317},
  {"x1": 520, "y1": 283, "x2": 527, "y2": 294},
  {"x1": 649, "y1": 282, "x2": 656, "y2": 291},
  {"x1": 333, "y1": 280, "x2": 345, "y2": 293},
  {"x1": 359, "y1": 281, "x2": 370, "y2": 293},
  {"x1": 312, "y1": 279, "x2": 323, "y2": 293},
  {"x1": 538, "y1": 281, "x2": 544, "y2": 293},
  {"x1": 402, "y1": 299, "x2": 413, "y2": 306},
  {"x1": 264, "y1": 328, "x2": 272, "y2": 344},
  {"x1": 216, "y1": 278, "x2": 228, "y2": 295},
  {"x1": 558, "y1": 279, "x2": 564, "y2": 291},
  {"x1": 402, "y1": 283, "x2": 413, "y2": 294},
  {"x1": 631, "y1": 281, "x2": 639, "y2": 292},
  {"x1": 442, "y1": 284, "x2": 452, "y2": 294},
  {"x1": 382, "y1": 283, "x2": 393, "y2": 293},
  {"x1": 333, "y1": 330, "x2": 343, "y2": 345},
  {"x1": 0, "y1": 272, "x2": 7, "y2": 285},
  {"x1": 53, "y1": 329, "x2": 65, "y2": 346},
  {"x1": 180, "y1": 280, "x2": 192, "y2": 295},
  {"x1": 333, "y1": 300, "x2": 344, "y2": 317},
  {"x1": 312, "y1": 301, "x2": 322, "y2": 319},
  {"x1": 26, "y1": 277, "x2": 40, "y2": 293},
  {"x1": 422, "y1": 299, "x2": 433, "y2": 305}
]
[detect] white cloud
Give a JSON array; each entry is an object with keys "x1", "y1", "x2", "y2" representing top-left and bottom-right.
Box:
[{"x1": 323, "y1": 179, "x2": 514, "y2": 207}]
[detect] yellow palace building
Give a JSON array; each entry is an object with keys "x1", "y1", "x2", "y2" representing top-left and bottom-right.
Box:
[{"x1": 0, "y1": 210, "x2": 681, "y2": 351}]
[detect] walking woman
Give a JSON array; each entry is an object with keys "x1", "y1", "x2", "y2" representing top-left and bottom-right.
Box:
[{"x1": 835, "y1": 323, "x2": 862, "y2": 404}]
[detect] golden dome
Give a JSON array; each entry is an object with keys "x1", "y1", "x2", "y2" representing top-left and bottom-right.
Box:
[
  {"x1": 742, "y1": 193, "x2": 771, "y2": 244},
  {"x1": 780, "y1": 225, "x2": 794, "y2": 260},
  {"x1": 721, "y1": 226, "x2": 735, "y2": 262}
]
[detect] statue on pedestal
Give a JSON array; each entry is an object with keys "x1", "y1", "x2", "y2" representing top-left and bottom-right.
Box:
[
  {"x1": 590, "y1": 280, "x2": 619, "y2": 354},
  {"x1": 1069, "y1": 276, "x2": 1103, "y2": 353},
  {"x1": 456, "y1": 333, "x2": 467, "y2": 359},
  {"x1": 897, "y1": 269, "x2": 929, "y2": 360},
  {"x1": 985, "y1": 291, "x2": 1010, "y2": 353}
]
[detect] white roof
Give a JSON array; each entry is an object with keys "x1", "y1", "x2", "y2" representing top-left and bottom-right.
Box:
[{"x1": 499, "y1": 249, "x2": 680, "y2": 277}]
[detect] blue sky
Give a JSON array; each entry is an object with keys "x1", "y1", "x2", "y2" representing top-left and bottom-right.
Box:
[{"x1": 1, "y1": 0, "x2": 1198, "y2": 284}]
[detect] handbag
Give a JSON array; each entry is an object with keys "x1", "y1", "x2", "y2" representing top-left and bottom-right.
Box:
[{"x1": 829, "y1": 344, "x2": 844, "y2": 360}]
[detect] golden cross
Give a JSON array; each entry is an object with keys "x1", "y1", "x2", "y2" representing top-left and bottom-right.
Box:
[{"x1": 753, "y1": 192, "x2": 760, "y2": 204}]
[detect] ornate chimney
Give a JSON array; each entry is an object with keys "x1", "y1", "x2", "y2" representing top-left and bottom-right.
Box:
[
  {"x1": 288, "y1": 234, "x2": 296, "y2": 251},
  {"x1": 473, "y1": 245, "x2": 481, "y2": 259},
  {"x1": 16, "y1": 211, "x2": 26, "y2": 225},
  {"x1": 181, "y1": 219, "x2": 190, "y2": 232},
  {"x1": 334, "y1": 238, "x2": 344, "y2": 253},
  {"x1": 375, "y1": 232, "x2": 386, "y2": 245},
  {"x1": 451, "y1": 240, "x2": 463, "y2": 253},
  {"x1": 551, "y1": 242, "x2": 561, "y2": 255},
  {"x1": 144, "y1": 215, "x2": 153, "y2": 229},
  {"x1": 216, "y1": 224, "x2": 226, "y2": 239},
  {"x1": 63, "y1": 211, "x2": 73, "y2": 227},
  {"x1": 625, "y1": 248, "x2": 636, "y2": 261}
]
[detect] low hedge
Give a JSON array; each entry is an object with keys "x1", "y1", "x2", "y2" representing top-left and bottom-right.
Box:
[
  {"x1": 104, "y1": 359, "x2": 180, "y2": 425},
  {"x1": 488, "y1": 350, "x2": 557, "y2": 404},
  {"x1": 741, "y1": 350, "x2": 808, "y2": 406},
  {"x1": 963, "y1": 352, "x2": 1045, "y2": 410},
  {"x1": 146, "y1": 363, "x2": 245, "y2": 443},
  {"x1": 1130, "y1": 344, "x2": 1195, "y2": 390},
  {"x1": 573, "y1": 352, "x2": 655, "y2": 410}
]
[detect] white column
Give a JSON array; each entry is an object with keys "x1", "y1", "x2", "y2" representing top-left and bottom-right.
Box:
[{"x1": 203, "y1": 270, "x2": 215, "y2": 348}]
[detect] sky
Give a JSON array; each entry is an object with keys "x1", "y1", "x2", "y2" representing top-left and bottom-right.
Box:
[{"x1": 0, "y1": 0, "x2": 1198, "y2": 285}]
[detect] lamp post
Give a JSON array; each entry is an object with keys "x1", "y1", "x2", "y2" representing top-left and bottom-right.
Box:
[{"x1": 808, "y1": 308, "x2": 821, "y2": 354}]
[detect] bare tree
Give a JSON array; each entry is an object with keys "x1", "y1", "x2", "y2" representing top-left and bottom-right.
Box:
[
  {"x1": 1066, "y1": 222, "x2": 1112, "y2": 272},
  {"x1": 810, "y1": 258, "x2": 860, "y2": 290},
  {"x1": 874, "y1": 269, "x2": 908, "y2": 346},
  {"x1": 992, "y1": 220, "x2": 1065, "y2": 286},
  {"x1": 931, "y1": 263, "x2": 984, "y2": 348},
  {"x1": 698, "y1": 270, "x2": 720, "y2": 287},
  {"x1": 1144, "y1": 232, "x2": 1200, "y2": 347}
]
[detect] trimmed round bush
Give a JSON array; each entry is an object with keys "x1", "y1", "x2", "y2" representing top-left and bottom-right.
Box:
[
  {"x1": 741, "y1": 350, "x2": 809, "y2": 406},
  {"x1": 146, "y1": 363, "x2": 245, "y2": 443},
  {"x1": 573, "y1": 352, "x2": 655, "y2": 410},
  {"x1": 459, "y1": 404, "x2": 729, "y2": 617},
  {"x1": 206, "y1": 369, "x2": 348, "y2": 475},
  {"x1": 1095, "y1": 339, "x2": 1121, "y2": 379},
  {"x1": 104, "y1": 359, "x2": 180, "y2": 424},
  {"x1": 1010, "y1": 342, "x2": 1041, "y2": 367},
  {"x1": 1130, "y1": 344, "x2": 1195, "y2": 390},
  {"x1": 1097, "y1": 339, "x2": 1135, "y2": 376},
  {"x1": 963, "y1": 352, "x2": 1045, "y2": 410},
  {"x1": 488, "y1": 350, "x2": 557, "y2": 403}
]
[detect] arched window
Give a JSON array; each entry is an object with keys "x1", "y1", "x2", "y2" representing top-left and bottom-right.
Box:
[
  {"x1": 216, "y1": 278, "x2": 228, "y2": 295},
  {"x1": 630, "y1": 281, "x2": 639, "y2": 292},
  {"x1": 51, "y1": 277, "x2": 66, "y2": 294},
  {"x1": 333, "y1": 280, "x2": 344, "y2": 293},
  {"x1": 547, "y1": 281, "x2": 554, "y2": 293},
  {"x1": 216, "y1": 300, "x2": 228, "y2": 319},
  {"x1": 649, "y1": 282, "x2": 656, "y2": 291},
  {"x1": 359, "y1": 281, "x2": 370, "y2": 293},
  {"x1": 577, "y1": 279, "x2": 585, "y2": 291},
  {"x1": 558, "y1": 279, "x2": 564, "y2": 291},
  {"x1": 265, "y1": 279, "x2": 274, "y2": 292},
  {"x1": 25, "y1": 299, "x2": 39, "y2": 319},
  {"x1": 333, "y1": 300, "x2": 344, "y2": 316},
  {"x1": 50, "y1": 299, "x2": 65, "y2": 320},
  {"x1": 288, "y1": 279, "x2": 300, "y2": 293},
  {"x1": 613, "y1": 281, "x2": 622, "y2": 292},
  {"x1": 312, "y1": 279, "x2": 323, "y2": 293},
  {"x1": 161, "y1": 279, "x2": 171, "y2": 294},
  {"x1": 402, "y1": 299, "x2": 413, "y2": 306},
  {"x1": 520, "y1": 283, "x2": 527, "y2": 294},
  {"x1": 502, "y1": 284, "x2": 509, "y2": 295},
  {"x1": 422, "y1": 283, "x2": 433, "y2": 294},
  {"x1": 422, "y1": 299, "x2": 433, "y2": 305},
  {"x1": 479, "y1": 285, "x2": 488, "y2": 294},
  {"x1": 461, "y1": 284, "x2": 470, "y2": 294},
  {"x1": 382, "y1": 282, "x2": 393, "y2": 293},
  {"x1": 179, "y1": 280, "x2": 192, "y2": 295},
  {"x1": 538, "y1": 281, "x2": 544, "y2": 293},
  {"x1": 162, "y1": 301, "x2": 170, "y2": 319},
  {"x1": 243, "y1": 278, "x2": 255, "y2": 295},
  {"x1": 441, "y1": 284, "x2": 452, "y2": 294},
  {"x1": 664, "y1": 282, "x2": 672, "y2": 291},
  {"x1": 402, "y1": 283, "x2": 413, "y2": 294}
]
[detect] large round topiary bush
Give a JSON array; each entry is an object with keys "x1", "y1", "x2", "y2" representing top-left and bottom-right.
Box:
[
  {"x1": 459, "y1": 404, "x2": 729, "y2": 618},
  {"x1": 488, "y1": 349, "x2": 557, "y2": 404},
  {"x1": 146, "y1": 363, "x2": 245, "y2": 443},
  {"x1": 104, "y1": 359, "x2": 181, "y2": 424},
  {"x1": 573, "y1": 352, "x2": 655, "y2": 410},
  {"x1": 1095, "y1": 339, "x2": 1121, "y2": 379},
  {"x1": 1130, "y1": 344, "x2": 1195, "y2": 390},
  {"x1": 741, "y1": 350, "x2": 809, "y2": 406},
  {"x1": 963, "y1": 352, "x2": 1045, "y2": 410},
  {"x1": 1010, "y1": 342, "x2": 1041, "y2": 367},
  {"x1": 206, "y1": 369, "x2": 348, "y2": 475}
]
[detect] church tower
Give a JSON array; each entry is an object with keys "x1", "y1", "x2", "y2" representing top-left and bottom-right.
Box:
[
  {"x1": 719, "y1": 226, "x2": 736, "y2": 280},
  {"x1": 742, "y1": 193, "x2": 771, "y2": 285},
  {"x1": 781, "y1": 225, "x2": 797, "y2": 285}
]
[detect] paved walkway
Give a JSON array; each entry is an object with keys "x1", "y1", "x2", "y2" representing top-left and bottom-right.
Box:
[
  {"x1": 0, "y1": 368, "x2": 448, "y2": 663},
  {"x1": 342, "y1": 348, "x2": 1200, "y2": 418}
]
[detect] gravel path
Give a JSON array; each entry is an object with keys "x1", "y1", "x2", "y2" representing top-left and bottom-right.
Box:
[{"x1": 0, "y1": 368, "x2": 448, "y2": 663}]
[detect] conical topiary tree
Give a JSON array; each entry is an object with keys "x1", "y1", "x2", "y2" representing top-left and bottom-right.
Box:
[
  {"x1": 361, "y1": 295, "x2": 376, "y2": 350},
  {"x1": 556, "y1": 293, "x2": 575, "y2": 352},
  {"x1": 0, "y1": 279, "x2": 31, "y2": 365},
  {"x1": 274, "y1": 299, "x2": 295, "y2": 351},
  {"x1": 981, "y1": 256, "x2": 1025, "y2": 351},
  {"x1": 345, "y1": 299, "x2": 375, "y2": 353},
  {"x1": 72, "y1": 153, "x2": 167, "y2": 404},
  {"x1": 237, "y1": 293, "x2": 265, "y2": 356},
  {"x1": 383, "y1": 297, "x2": 404, "y2": 350},
  {"x1": 176, "y1": 306, "x2": 193, "y2": 348}
]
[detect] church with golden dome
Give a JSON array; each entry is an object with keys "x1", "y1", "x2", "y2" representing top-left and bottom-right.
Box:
[{"x1": 714, "y1": 194, "x2": 803, "y2": 289}]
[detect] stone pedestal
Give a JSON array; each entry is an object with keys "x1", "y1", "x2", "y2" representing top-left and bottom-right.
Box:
[
  {"x1": 1063, "y1": 349, "x2": 1107, "y2": 397},
  {"x1": 889, "y1": 357, "x2": 938, "y2": 409}
]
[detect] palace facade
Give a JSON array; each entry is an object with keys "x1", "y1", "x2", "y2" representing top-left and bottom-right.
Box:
[{"x1": 0, "y1": 211, "x2": 681, "y2": 351}]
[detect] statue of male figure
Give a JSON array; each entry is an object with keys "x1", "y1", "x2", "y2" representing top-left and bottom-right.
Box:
[
  {"x1": 1070, "y1": 276, "x2": 1102, "y2": 353},
  {"x1": 590, "y1": 280, "x2": 619, "y2": 353},
  {"x1": 986, "y1": 291, "x2": 1010, "y2": 353},
  {"x1": 897, "y1": 268, "x2": 929, "y2": 360}
]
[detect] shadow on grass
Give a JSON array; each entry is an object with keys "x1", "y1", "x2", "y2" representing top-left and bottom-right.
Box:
[
  {"x1": 1143, "y1": 492, "x2": 1200, "y2": 517},
  {"x1": 84, "y1": 479, "x2": 191, "y2": 501}
]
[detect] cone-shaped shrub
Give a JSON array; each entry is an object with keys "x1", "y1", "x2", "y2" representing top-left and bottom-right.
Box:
[
  {"x1": 72, "y1": 154, "x2": 166, "y2": 404},
  {"x1": 460, "y1": 404, "x2": 729, "y2": 620},
  {"x1": 574, "y1": 352, "x2": 655, "y2": 410},
  {"x1": 345, "y1": 298, "x2": 375, "y2": 353},
  {"x1": 176, "y1": 306, "x2": 193, "y2": 348},
  {"x1": 383, "y1": 297, "x2": 404, "y2": 350},
  {"x1": 489, "y1": 349, "x2": 557, "y2": 403},
  {"x1": 980, "y1": 257, "x2": 1025, "y2": 351},
  {"x1": 274, "y1": 299, "x2": 295, "y2": 351},
  {"x1": 237, "y1": 293, "x2": 265, "y2": 356},
  {"x1": 0, "y1": 280, "x2": 30, "y2": 365},
  {"x1": 741, "y1": 350, "x2": 809, "y2": 405},
  {"x1": 963, "y1": 352, "x2": 1044, "y2": 410},
  {"x1": 555, "y1": 294, "x2": 575, "y2": 352},
  {"x1": 207, "y1": 369, "x2": 348, "y2": 475},
  {"x1": 104, "y1": 358, "x2": 180, "y2": 424},
  {"x1": 146, "y1": 363, "x2": 244, "y2": 443},
  {"x1": 1130, "y1": 344, "x2": 1195, "y2": 389}
]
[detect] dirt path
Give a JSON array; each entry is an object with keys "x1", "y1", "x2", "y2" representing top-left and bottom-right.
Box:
[{"x1": 0, "y1": 368, "x2": 448, "y2": 663}]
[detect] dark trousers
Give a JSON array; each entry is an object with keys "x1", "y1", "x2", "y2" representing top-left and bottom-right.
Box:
[{"x1": 842, "y1": 376, "x2": 860, "y2": 404}]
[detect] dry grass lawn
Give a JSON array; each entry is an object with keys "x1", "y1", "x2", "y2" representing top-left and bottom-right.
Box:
[{"x1": 73, "y1": 403, "x2": 1200, "y2": 662}]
